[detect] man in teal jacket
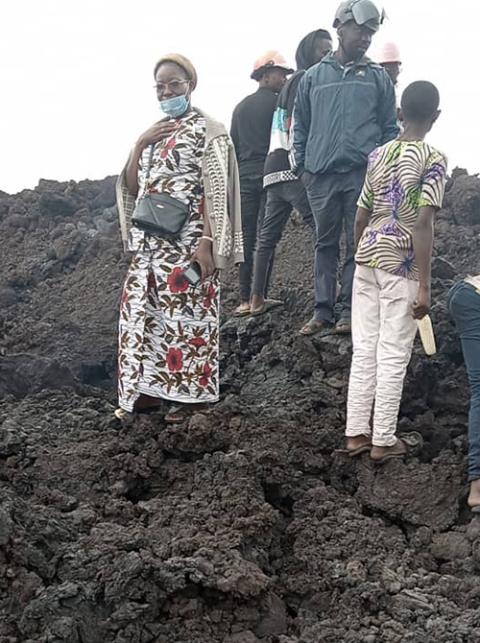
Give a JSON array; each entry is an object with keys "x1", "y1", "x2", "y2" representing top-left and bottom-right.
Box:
[{"x1": 292, "y1": 0, "x2": 399, "y2": 335}]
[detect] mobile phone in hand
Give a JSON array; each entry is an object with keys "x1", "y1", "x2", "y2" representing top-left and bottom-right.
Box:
[{"x1": 184, "y1": 261, "x2": 202, "y2": 286}]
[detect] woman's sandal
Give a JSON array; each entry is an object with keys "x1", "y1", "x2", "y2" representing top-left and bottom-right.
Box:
[
  {"x1": 164, "y1": 405, "x2": 188, "y2": 423},
  {"x1": 165, "y1": 403, "x2": 211, "y2": 424},
  {"x1": 114, "y1": 408, "x2": 133, "y2": 421}
]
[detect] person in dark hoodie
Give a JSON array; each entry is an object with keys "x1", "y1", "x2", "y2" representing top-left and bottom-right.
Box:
[{"x1": 250, "y1": 29, "x2": 333, "y2": 316}]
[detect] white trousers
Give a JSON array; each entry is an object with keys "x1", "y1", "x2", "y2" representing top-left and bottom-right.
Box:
[{"x1": 346, "y1": 265, "x2": 419, "y2": 447}]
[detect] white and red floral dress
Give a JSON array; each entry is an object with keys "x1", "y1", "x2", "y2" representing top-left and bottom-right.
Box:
[{"x1": 118, "y1": 111, "x2": 219, "y2": 411}]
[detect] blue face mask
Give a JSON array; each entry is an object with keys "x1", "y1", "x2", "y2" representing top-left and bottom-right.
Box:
[{"x1": 159, "y1": 94, "x2": 189, "y2": 118}]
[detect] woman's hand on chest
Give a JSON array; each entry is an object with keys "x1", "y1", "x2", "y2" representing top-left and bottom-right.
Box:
[{"x1": 135, "y1": 121, "x2": 177, "y2": 152}]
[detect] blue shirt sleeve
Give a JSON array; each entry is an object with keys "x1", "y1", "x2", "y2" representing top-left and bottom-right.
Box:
[
  {"x1": 378, "y1": 72, "x2": 400, "y2": 145},
  {"x1": 291, "y1": 72, "x2": 311, "y2": 172}
]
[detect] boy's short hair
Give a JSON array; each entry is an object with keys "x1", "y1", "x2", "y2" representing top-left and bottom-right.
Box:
[{"x1": 401, "y1": 81, "x2": 440, "y2": 121}]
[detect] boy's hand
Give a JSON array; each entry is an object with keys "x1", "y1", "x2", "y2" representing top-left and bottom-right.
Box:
[{"x1": 413, "y1": 284, "x2": 431, "y2": 320}]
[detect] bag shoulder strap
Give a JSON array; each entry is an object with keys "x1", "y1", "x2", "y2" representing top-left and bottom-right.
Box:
[{"x1": 144, "y1": 145, "x2": 155, "y2": 183}]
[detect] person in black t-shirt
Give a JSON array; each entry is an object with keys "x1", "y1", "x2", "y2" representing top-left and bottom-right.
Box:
[
  {"x1": 250, "y1": 29, "x2": 332, "y2": 317},
  {"x1": 230, "y1": 51, "x2": 293, "y2": 316}
]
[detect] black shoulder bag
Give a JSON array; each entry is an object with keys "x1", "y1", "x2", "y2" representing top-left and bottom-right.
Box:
[{"x1": 132, "y1": 144, "x2": 190, "y2": 237}]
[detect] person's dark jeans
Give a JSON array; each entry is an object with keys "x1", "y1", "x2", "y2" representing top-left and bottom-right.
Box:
[
  {"x1": 238, "y1": 176, "x2": 266, "y2": 302},
  {"x1": 252, "y1": 179, "x2": 313, "y2": 298},
  {"x1": 303, "y1": 167, "x2": 366, "y2": 324},
  {"x1": 448, "y1": 280, "x2": 480, "y2": 482}
]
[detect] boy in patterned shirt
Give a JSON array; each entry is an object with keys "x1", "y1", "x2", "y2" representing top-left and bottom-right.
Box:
[{"x1": 344, "y1": 81, "x2": 448, "y2": 462}]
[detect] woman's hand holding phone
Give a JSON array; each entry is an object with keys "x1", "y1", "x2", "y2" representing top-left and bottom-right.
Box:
[{"x1": 190, "y1": 238, "x2": 215, "y2": 282}]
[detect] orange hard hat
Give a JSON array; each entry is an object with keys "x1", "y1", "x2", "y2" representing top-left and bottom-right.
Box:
[
  {"x1": 251, "y1": 50, "x2": 294, "y2": 80},
  {"x1": 378, "y1": 42, "x2": 401, "y2": 64}
]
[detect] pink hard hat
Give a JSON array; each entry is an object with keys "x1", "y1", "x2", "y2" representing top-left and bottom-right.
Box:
[
  {"x1": 378, "y1": 42, "x2": 401, "y2": 64},
  {"x1": 251, "y1": 50, "x2": 294, "y2": 80}
]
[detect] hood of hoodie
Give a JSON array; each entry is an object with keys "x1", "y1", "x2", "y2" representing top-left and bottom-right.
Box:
[
  {"x1": 295, "y1": 29, "x2": 331, "y2": 71},
  {"x1": 263, "y1": 30, "x2": 332, "y2": 184}
]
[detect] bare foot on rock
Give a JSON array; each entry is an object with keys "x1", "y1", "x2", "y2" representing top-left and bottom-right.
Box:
[{"x1": 468, "y1": 479, "x2": 480, "y2": 510}]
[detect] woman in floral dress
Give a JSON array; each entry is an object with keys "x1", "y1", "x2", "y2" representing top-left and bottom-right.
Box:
[{"x1": 116, "y1": 54, "x2": 243, "y2": 421}]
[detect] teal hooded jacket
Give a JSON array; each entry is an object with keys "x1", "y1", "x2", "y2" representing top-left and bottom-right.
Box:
[{"x1": 292, "y1": 53, "x2": 399, "y2": 175}]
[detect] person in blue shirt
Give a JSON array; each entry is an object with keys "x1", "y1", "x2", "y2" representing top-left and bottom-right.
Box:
[
  {"x1": 292, "y1": 0, "x2": 399, "y2": 336},
  {"x1": 449, "y1": 276, "x2": 480, "y2": 512}
]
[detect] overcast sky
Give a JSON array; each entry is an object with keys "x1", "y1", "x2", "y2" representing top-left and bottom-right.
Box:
[{"x1": 2, "y1": 0, "x2": 478, "y2": 194}]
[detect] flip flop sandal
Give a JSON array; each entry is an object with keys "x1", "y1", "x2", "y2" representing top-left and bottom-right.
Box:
[
  {"x1": 250, "y1": 299, "x2": 283, "y2": 317},
  {"x1": 299, "y1": 319, "x2": 334, "y2": 337},
  {"x1": 165, "y1": 404, "x2": 190, "y2": 423},
  {"x1": 232, "y1": 305, "x2": 251, "y2": 318},
  {"x1": 471, "y1": 506, "x2": 480, "y2": 514},
  {"x1": 371, "y1": 432, "x2": 423, "y2": 464},
  {"x1": 335, "y1": 319, "x2": 352, "y2": 335}
]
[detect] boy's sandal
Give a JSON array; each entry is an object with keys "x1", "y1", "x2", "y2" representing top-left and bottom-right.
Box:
[
  {"x1": 250, "y1": 299, "x2": 283, "y2": 317},
  {"x1": 232, "y1": 304, "x2": 251, "y2": 318},
  {"x1": 370, "y1": 432, "x2": 423, "y2": 464},
  {"x1": 335, "y1": 437, "x2": 372, "y2": 458},
  {"x1": 299, "y1": 318, "x2": 334, "y2": 336},
  {"x1": 347, "y1": 442, "x2": 372, "y2": 457}
]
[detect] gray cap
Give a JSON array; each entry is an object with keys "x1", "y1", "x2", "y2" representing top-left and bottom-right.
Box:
[{"x1": 333, "y1": 0, "x2": 385, "y2": 33}]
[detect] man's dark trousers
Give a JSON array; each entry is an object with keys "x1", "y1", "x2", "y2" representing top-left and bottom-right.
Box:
[
  {"x1": 252, "y1": 179, "x2": 313, "y2": 298},
  {"x1": 303, "y1": 167, "x2": 366, "y2": 324},
  {"x1": 238, "y1": 176, "x2": 267, "y2": 302},
  {"x1": 448, "y1": 281, "x2": 480, "y2": 482}
]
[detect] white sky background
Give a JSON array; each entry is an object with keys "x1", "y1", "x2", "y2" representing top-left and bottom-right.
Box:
[{"x1": 1, "y1": 0, "x2": 478, "y2": 194}]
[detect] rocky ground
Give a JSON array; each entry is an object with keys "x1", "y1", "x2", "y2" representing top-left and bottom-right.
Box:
[{"x1": 0, "y1": 168, "x2": 480, "y2": 642}]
